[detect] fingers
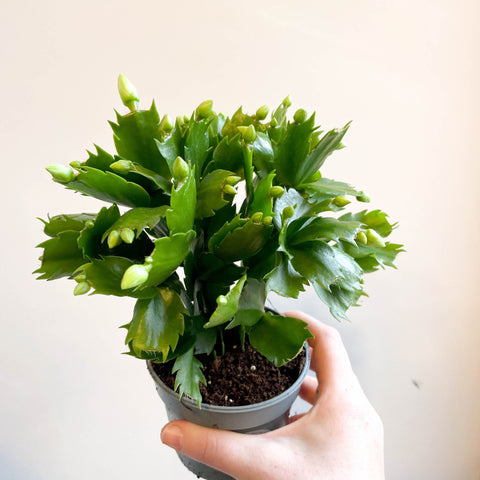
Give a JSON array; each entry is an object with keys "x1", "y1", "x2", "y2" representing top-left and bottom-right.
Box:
[
  {"x1": 283, "y1": 310, "x2": 355, "y2": 392},
  {"x1": 299, "y1": 375, "x2": 318, "y2": 404},
  {"x1": 161, "y1": 420, "x2": 270, "y2": 478}
]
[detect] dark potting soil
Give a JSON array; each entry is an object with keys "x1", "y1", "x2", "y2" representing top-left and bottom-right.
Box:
[{"x1": 152, "y1": 342, "x2": 306, "y2": 406}]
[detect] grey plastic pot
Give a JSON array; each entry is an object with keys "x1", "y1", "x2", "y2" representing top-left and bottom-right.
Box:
[{"x1": 147, "y1": 345, "x2": 310, "y2": 480}]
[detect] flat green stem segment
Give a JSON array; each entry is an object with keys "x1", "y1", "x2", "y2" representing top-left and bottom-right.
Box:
[
  {"x1": 184, "y1": 118, "x2": 211, "y2": 181},
  {"x1": 242, "y1": 144, "x2": 254, "y2": 210},
  {"x1": 204, "y1": 274, "x2": 247, "y2": 328},
  {"x1": 252, "y1": 132, "x2": 274, "y2": 177},
  {"x1": 248, "y1": 312, "x2": 313, "y2": 366},
  {"x1": 221, "y1": 221, "x2": 273, "y2": 262},
  {"x1": 67, "y1": 166, "x2": 150, "y2": 207},
  {"x1": 84, "y1": 145, "x2": 116, "y2": 171},
  {"x1": 127, "y1": 162, "x2": 171, "y2": 191},
  {"x1": 196, "y1": 169, "x2": 235, "y2": 218},
  {"x1": 339, "y1": 209, "x2": 396, "y2": 237},
  {"x1": 35, "y1": 231, "x2": 85, "y2": 280},
  {"x1": 265, "y1": 254, "x2": 307, "y2": 299},
  {"x1": 248, "y1": 171, "x2": 275, "y2": 217},
  {"x1": 173, "y1": 346, "x2": 206, "y2": 407},
  {"x1": 141, "y1": 231, "x2": 196, "y2": 289},
  {"x1": 290, "y1": 240, "x2": 362, "y2": 292},
  {"x1": 273, "y1": 115, "x2": 315, "y2": 187},
  {"x1": 294, "y1": 123, "x2": 350, "y2": 183},
  {"x1": 126, "y1": 289, "x2": 186, "y2": 359},
  {"x1": 79, "y1": 257, "x2": 158, "y2": 298},
  {"x1": 210, "y1": 218, "x2": 273, "y2": 262},
  {"x1": 102, "y1": 206, "x2": 168, "y2": 242},
  {"x1": 287, "y1": 217, "x2": 361, "y2": 246},
  {"x1": 313, "y1": 282, "x2": 364, "y2": 321},
  {"x1": 299, "y1": 176, "x2": 361, "y2": 203},
  {"x1": 340, "y1": 241, "x2": 404, "y2": 273},
  {"x1": 166, "y1": 167, "x2": 196, "y2": 234},
  {"x1": 110, "y1": 103, "x2": 171, "y2": 179},
  {"x1": 226, "y1": 278, "x2": 265, "y2": 330},
  {"x1": 208, "y1": 134, "x2": 244, "y2": 174},
  {"x1": 79, "y1": 205, "x2": 120, "y2": 258},
  {"x1": 154, "y1": 122, "x2": 184, "y2": 175},
  {"x1": 41, "y1": 213, "x2": 96, "y2": 237}
]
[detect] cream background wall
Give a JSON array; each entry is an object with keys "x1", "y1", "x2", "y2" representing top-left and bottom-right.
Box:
[{"x1": 1, "y1": 1, "x2": 479, "y2": 479}]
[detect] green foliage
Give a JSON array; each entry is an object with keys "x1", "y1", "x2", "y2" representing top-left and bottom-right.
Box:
[
  {"x1": 248, "y1": 172, "x2": 276, "y2": 218},
  {"x1": 36, "y1": 86, "x2": 402, "y2": 403},
  {"x1": 166, "y1": 167, "x2": 196, "y2": 234},
  {"x1": 208, "y1": 134, "x2": 244, "y2": 174},
  {"x1": 273, "y1": 114, "x2": 316, "y2": 186},
  {"x1": 227, "y1": 278, "x2": 266, "y2": 329},
  {"x1": 35, "y1": 231, "x2": 85, "y2": 280},
  {"x1": 184, "y1": 118, "x2": 211, "y2": 181},
  {"x1": 110, "y1": 102, "x2": 171, "y2": 178},
  {"x1": 172, "y1": 346, "x2": 206, "y2": 407},
  {"x1": 79, "y1": 205, "x2": 120, "y2": 258},
  {"x1": 248, "y1": 313, "x2": 313, "y2": 366},
  {"x1": 101, "y1": 206, "x2": 168, "y2": 242},
  {"x1": 209, "y1": 216, "x2": 273, "y2": 262},
  {"x1": 300, "y1": 177, "x2": 362, "y2": 203},
  {"x1": 204, "y1": 275, "x2": 247, "y2": 328},
  {"x1": 41, "y1": 213, "x2": 96, "y2": 237},
  {"x1": 142, "y1": 231, "x2": 196, "y2": 288},
  {"x1": 266, "y1": 254, "x2": 307, "y2": 298},
  {"x1": 66, "y1": 166, "x2": 151, "y2": 207},
  {"x1": 196, "y1": 169, "x2": 236, "y2": 218},
  {"x1": 78, "y1": 257, "x2": 158, "y2": 298},
  {"x1": 126, "y1": 289, "x2": 186, "y2": 359}
]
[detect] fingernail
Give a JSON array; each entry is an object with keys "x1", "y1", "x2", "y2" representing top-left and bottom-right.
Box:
[{"x1": 161, "y1": 424, "x2": 183, "y2": 451}]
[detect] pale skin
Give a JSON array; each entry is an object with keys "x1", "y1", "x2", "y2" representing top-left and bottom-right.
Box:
[{"x1": 161, "y1": 311, "x2": 385, "y2": 480}]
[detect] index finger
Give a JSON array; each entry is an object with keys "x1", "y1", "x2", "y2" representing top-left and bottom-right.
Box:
[{"x1": 284, "y1": 310, "x2": 355, "y2": 393}]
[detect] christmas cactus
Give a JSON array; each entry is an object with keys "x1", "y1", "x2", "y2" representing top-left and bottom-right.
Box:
[{"x1": 35, "y1": 75, "x2": 402, "y2": 405}]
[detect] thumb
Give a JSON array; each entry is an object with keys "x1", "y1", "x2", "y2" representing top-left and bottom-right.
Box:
[{"x1": 161, "y1": 420, "x2": 268, "y2": 478}]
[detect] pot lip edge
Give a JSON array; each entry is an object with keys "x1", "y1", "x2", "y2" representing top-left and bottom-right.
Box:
[{"x1": 146, "y1": 342, "x2": 311, "y2": 413}]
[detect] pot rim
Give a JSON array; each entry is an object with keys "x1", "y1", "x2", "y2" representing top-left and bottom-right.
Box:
[{"x1": 147, "y1": 342, "x2": 310, "y2": 413}]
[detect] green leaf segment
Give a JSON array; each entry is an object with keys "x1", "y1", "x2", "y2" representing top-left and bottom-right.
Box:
[{"x1": 36, "y1": 82, "x2": 402, "y2": 404}]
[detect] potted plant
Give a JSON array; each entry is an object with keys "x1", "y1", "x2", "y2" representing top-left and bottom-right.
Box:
[{"x1": 35, "y1": 75, "x2": 402, "y2": 480}]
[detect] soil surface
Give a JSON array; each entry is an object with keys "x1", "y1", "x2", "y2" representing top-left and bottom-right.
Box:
[{"x1": 153, "y1": 342, "x2": 306, "y2": 406}]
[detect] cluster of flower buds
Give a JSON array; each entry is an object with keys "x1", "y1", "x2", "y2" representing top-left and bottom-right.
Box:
[
  {"x1": 223, "y1": 175, "x2": 241, "y2": 197},
  {"x1": 250, "y1": 212, "x2": 273, "y2": 226},
  {"x1": 107, "y1": 228, "x2": 135, "y2": 249},
  {"x1": 73, "y1": 273, "x2": 91, "y2": 296},
  {"x1": 355, "y1": 229, "x2": 385, "y2": 247}
]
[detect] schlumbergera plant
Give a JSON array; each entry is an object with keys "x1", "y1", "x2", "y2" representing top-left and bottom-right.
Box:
[{"x1": 36, "y1": 75, "x2": 402, "y2": 405}]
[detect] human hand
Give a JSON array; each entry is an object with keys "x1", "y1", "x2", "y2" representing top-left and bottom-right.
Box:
[{"x1": 161, "y1": 311, "x2": 385, "y2": 480}]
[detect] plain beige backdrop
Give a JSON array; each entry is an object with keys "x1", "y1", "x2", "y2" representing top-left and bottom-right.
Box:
[{"x1": 1, "y1": 1, "x2": 479, "y2": 479}]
